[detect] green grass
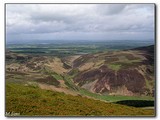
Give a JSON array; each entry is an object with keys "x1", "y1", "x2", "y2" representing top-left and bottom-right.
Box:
[
  {"x1": 52, "y1": 73, "x2": 63, "y2": 80},
  {"x1": 107, "y1": 64, "x2": 121, "y2": 71},
  {"x1": 42, "y1": 67, "x2": 63, "y2": 81},
  {"x1": 63, "y1": 75, "x2": 79, "y2": 90},
  {"x1": 68, "y1": 68, "x2": 79, "y2": 77},
  {"x1": 6, "y1": 83, "x2": 154, "y2": 116},
  {"x1": 107, "y1": 59, "x2": 142, "y2": 70},
  {"x1": 79, "y1": 88, "x2": 154, "y2": 102}
]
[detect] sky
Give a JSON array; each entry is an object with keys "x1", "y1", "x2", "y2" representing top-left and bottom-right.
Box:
[{"x1": 6, "y1": 4, "x2": 155, "y2": 42}]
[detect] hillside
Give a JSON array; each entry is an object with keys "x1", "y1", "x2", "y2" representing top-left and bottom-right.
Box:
[
  {"x1": 72, "y1": 45, "x2": 154, "y2": 96},
  {"x1": 6, "y1": 83, "x2": 154, "y2": 116},
  {"x1": 5, "y1": 45, "x2": 155, "y2": 116},
  {"x1": 6, "y1": 45, "x2": 154, "y2": 97}
]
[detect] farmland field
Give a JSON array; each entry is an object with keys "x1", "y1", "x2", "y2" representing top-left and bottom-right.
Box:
[{"x1": 6, "y1": 40, "x2": 154, "y2": 57}]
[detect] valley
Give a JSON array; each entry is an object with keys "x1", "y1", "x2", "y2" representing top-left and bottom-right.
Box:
[{"x1": 5, "y1": 41, "x2": 155, "y2": 116}]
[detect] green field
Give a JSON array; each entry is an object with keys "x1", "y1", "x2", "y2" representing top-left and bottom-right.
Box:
[
  {"x1": 7, "y1": 40, "x2": 154, "y2": 57},
  {"x1": 78, "y1": 88, "x2": 154, "y2": 102}
]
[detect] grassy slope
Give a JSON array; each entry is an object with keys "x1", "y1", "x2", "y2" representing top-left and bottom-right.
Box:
[
  {"x1": 79, "y1": 88, "x2": 154, "y2": 102},
  {"x1": 6, "y1": 83, "x2": 154, "y2": 116}
]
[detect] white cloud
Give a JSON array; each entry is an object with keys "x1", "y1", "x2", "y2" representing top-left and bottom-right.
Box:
[{"x1": 6, "y1": 4, "x2": 155, "y2": 41}]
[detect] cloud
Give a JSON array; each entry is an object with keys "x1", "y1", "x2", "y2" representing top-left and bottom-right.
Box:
[
  {"x1": 96, "y1": 4, "x2": 127, "y2": 15},
  {"x1": 6, "y1": 4, "x2": 155, "y2": 41}
]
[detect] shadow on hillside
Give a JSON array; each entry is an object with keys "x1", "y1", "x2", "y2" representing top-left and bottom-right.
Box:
[{"x1": 114, "y1": 100, "x2": 154, "y2": 107}]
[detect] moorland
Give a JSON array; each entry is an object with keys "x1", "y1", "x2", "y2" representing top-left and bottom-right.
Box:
[{"x1": 6, "y1": 40, "x2": 155, "y2": 116}]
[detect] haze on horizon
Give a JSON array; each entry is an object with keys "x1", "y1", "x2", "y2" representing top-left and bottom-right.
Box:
[{"x1": 6, "y1": 4, "x2": 155, "y2": 43}]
